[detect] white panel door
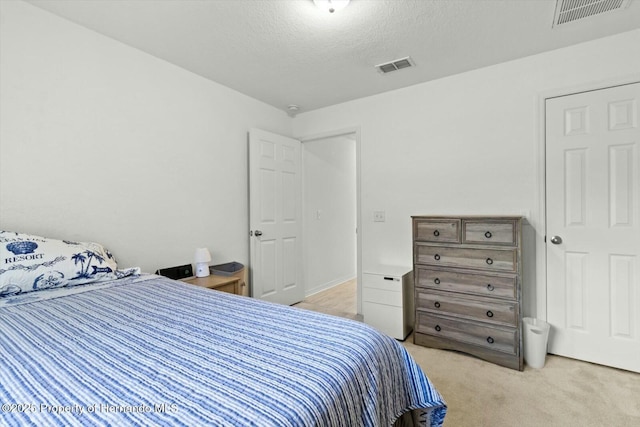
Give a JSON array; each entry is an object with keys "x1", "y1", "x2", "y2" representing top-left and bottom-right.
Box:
[
  {"x1": 249, "y1": 128, "x2": 304, "y2": 305},
  {"x1": 546, "y1": 82, "x2": 640, "y2": 372}
]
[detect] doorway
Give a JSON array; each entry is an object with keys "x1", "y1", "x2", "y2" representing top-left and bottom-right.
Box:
[{"x1": 302, "y1": 130, "x2": 360, "y2": 315}]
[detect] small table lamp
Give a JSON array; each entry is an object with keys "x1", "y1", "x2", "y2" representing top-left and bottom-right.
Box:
[{"x1": 194, "y1": 248, "x2": 212, "y2": 277}]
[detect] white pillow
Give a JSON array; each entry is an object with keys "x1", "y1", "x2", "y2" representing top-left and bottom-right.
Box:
[{"x1": 0, "y1": 231, "x2": 122, "y2": 297}]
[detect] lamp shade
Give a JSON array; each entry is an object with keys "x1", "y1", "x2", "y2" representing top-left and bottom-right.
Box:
[
  {"x1": 194, "y1": 248, "x2": 212, "y2": 263},
  {"x1": 194, "y1": 248, "x2": 212, "y2": 277}
]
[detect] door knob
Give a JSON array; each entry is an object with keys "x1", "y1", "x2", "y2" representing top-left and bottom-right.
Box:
[
  {"x1": 254, "y1": 230, "x2": 263, "y2": 237},
  {"x1": 550, "y1": 236, "x2": 563, "y2": 245}
]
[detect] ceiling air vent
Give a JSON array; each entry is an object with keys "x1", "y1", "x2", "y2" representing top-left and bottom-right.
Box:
[
  {"x1": 375, "y1": 57, "x2": 415, "y2": 74},
  {"x1": 553, "y1": 0, "x2": 632, "y2": 27}
]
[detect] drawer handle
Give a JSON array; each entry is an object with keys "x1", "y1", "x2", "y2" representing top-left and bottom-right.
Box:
[
  {"x1": 485, "y1": 231, "x2": 492, "y2": 239},
  {"x1": 486, "y1": 258, "x2": 493, "y2": 265},
  {"x1": 486, "y1": 284, "x2": 494, "y2": 291},
  {"x1": 487, "y1": 336, "x2": 495, "y2": 344},
  {"x1": 435, "y1": 325, "x2": 441, "y2": 332},
  {"x1": 434, "y1": 301, "x2": 441, "y2": 308},
  {"x1": 433, "y1": 230, "x2": 440, "y2": 236},
  {"x1": 434, "y1": 254, "x2": 441, "y2": 261},
  {"x1": 434, "y1": 278, "x2": 441, "y2": 285},
  {"x1": 486, "y1": 310, "x2": 494, "y2": 318}
]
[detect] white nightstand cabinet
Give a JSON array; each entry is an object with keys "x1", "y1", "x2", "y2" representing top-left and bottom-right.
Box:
[{"x1": 362, "y1": 267, "x2": 414, "y2": 340}]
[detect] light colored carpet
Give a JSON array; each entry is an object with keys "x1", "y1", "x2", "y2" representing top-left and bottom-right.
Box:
[{"x1": 297, "y1": 281, "x2": 640, "y2": 427}]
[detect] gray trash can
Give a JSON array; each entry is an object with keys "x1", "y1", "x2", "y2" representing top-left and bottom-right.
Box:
[{"x1": 523, "y1": 317, "x2": 550, "y2": 369}]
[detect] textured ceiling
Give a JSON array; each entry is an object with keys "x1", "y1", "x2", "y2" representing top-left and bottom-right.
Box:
[{"x1": 25, "y1": 0, "x2": 640, "y2": 115}]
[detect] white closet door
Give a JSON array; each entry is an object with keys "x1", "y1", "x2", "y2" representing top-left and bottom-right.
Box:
[{"x1": 546, "y1": 82, "x2": 640, "y2": 372}]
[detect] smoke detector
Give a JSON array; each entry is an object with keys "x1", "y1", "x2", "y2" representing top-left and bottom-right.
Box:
[
  {"x1": 287, "y1": 104, "x2": 300, "y2": 117},
  {"x1": 553, "y1": 0, "x2": 632, "y2": 27},
  {"x1": 375, "y1": 57, "x2": 415, "y2": 74},
  {"x1": 313, "y1": 0, "x2": 350, "y2": 14}
]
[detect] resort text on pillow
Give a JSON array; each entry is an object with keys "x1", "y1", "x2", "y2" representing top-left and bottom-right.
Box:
[{"x1": 0, "y1": 230, "x2": 138, "y2": 298}]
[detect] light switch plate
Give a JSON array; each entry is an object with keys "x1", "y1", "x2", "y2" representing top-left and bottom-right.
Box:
[{"x1": 373, "y1": 211, "x2": 386, "y2": 222}]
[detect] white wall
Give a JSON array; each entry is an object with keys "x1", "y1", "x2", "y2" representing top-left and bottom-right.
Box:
[
  {"x1": 3, "y1": 0, "x2": 639, "y2": 310},
  {"x1": 303, "y1": 135, "x2": 356, "y2": 295},
  {"x1": 0, "y1": 1, "x2": 291, "y2": 274},
  {"x1": 292, "y1": 29, "x2": 640, "y2": 318}
]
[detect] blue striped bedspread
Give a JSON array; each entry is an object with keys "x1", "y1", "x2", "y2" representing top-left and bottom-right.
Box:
[{"x1": 0, "y1": 275, "x2": 446, "y2": 426}]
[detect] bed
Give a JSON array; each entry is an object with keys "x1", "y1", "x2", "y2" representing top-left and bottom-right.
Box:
[{"x1": 0, "y1": 231, "x2": 446, "y2": 426}]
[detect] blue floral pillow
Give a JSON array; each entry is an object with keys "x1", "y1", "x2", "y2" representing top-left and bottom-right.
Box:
[{"x1": 0, "y1": 231, "x2": 123, "y2": 298}]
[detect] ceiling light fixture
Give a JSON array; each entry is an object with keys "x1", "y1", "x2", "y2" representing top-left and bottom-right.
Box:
[{"x1": 313, "y1": 0, "x2": 350, "y2": 14}]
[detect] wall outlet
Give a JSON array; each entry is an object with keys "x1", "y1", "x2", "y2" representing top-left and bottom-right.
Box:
[{"x1": 373, "y1": 211, "x2": 386, "y2": 222}]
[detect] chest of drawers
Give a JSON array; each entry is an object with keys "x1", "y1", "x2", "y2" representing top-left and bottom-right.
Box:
[
  {"x1": 412, "y1": 216, "x2": 523, "y2": 370},
  {"x1": 362, "y1": 267, "x2": 414, "y2": 341}
]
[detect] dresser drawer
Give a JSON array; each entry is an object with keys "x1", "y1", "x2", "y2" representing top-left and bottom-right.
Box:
[
  {"x1": 363, "y1": 287, "x2": 402, "y2": 306},
  {"x1": 416, "y1": 312, "x2": 517, "y2": 355},
  {"x1": 215, "y1": 283, "x2": 237, "y2": 294},
  {"x1": 362, "y1": 272, "x2": 403, "y2": 292},
  {"x1": 463, "y1": 220, "x2": 517, "y2": 246},
  {"x1": 416, "y1": 267, "x2": 517, "y2": 299},
  {"x1": 417, "y1": 290, "x2": 518, "y2": 326},
  {"x1": 362, "y1": 272, "x2": 406, "y2": 306},
  {"x1": 363, "y1": 302, "x2": 407, "y2": 339},
  {"x1": 415, "y1": 244, "x2": 517, "y2": 272},
  {"x1": 413, "y1": 219, "x2": 460, "y2": 243}
]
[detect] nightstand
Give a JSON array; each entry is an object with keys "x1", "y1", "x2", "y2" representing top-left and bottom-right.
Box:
[
  {"x1": 182, "y1": 275, "x2": 241, "y2": 295},
  {"x1": 362, "y1": 266, "x2": 414, "y2": 341}
]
